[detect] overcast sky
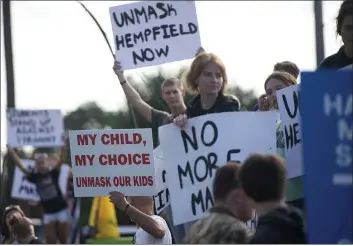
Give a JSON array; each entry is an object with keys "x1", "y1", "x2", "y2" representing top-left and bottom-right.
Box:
[{"x1": 0, "y1": 1, "x2": 343, "y2": 151}]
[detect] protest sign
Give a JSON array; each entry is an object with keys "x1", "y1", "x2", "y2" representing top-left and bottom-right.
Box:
[
  {"x1": 159, "y1": 112, "x2": 277, "y2": 225},
  {"x1": 301, "y1": 71, "x2": 352, "y2": 244},
  {"x1": 69, "y1": 129, "x2": 155, "y2": 197},
  {"x1": 276, "y1": 85, "x2": 302, "y2": 178},
  {"x1": 153, "y1": 146, "x2": 170, "y2": 214},
  {"x1": 6, "y1": 109, "x2": 64, "y2": 148},
  {"x1": 11, "y1": 160, "x2": 71, "y2": 201},
  {"x1": 109, "y1": 1, "x2": 201, "y2": 70}
]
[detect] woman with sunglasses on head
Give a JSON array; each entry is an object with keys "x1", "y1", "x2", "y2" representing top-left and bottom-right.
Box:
[
  {"x1": 6, "y1": 145, "x2": 70, "y2": 244},
  {"x1": 258, "y1": 71, "x2": 304, "y2": 211},
  {"x1": 1, "y1": 205, "x2": 25, "y2": 244}
]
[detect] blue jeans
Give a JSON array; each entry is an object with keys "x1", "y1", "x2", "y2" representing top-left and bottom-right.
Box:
[{"x1": 163, "y1": 206, "x2": 196, "y2": 244}]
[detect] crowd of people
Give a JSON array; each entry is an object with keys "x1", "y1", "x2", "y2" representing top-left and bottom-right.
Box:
[{"x1": 1, "y1": 0, "x2": 352, "y2": 244}]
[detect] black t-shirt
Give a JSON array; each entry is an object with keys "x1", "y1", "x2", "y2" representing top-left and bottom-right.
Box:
[
  {"x1": 27, "y1": 168, "x2": 67, "y2": 214},
  {"x1": 29, "y1": 237, "x2": 44, "y2": 244},
  {"x1": 317, "y1": 46, "x2": 352, "y2": 70},
  {"x1": 249, "y1": 206, "x2": 306, "y2": 244}
]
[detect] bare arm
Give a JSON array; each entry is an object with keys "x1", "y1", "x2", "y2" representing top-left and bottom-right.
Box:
[
  {"x1": 113, "y1": 61, "x2": 153, "y2": 122},
  {"x1": 126, "y1": 205, "x2": 165, "y2": 239},
  {"x1": 6, "y1": 146, "x2": 30, "y2": 175}
]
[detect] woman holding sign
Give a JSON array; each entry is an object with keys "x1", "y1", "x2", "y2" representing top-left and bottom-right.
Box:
[
  {"x1": 7, "y1": 146, "x2": 70, "y2": 244},
  {"x1": 173, "y1": 49, "x2": 240, "y2": 129},
  {"x1": 257, "y1": 71, "x2": 304, "y2": 211}
]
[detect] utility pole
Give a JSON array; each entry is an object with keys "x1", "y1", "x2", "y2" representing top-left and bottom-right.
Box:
[
  {"x1": 2, "y1": 0, "x2": 16, "y2": 108},
  {"x1": 314, "y1": 0, "x2": 325, "y2": 66}
]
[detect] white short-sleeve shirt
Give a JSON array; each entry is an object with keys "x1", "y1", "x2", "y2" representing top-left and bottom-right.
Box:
[{"x1": 133, "y1": 215, "x2": 172, "y2": 244}]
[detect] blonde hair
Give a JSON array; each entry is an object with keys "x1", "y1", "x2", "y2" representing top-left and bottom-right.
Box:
[
  {"x1": 185, "y1": 52, "x2": 228, "y2": 94},
  {"x1": 264, "y1": 71, "x2": 297, "y2": 90}
]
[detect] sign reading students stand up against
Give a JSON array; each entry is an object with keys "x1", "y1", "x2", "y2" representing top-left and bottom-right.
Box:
[
  {"x1": 69, "y1": 129, "x2": 155, "y2": 197},
  {"x1": 301, "y1": 71, "x2": 352, "y2": 244},
  {"x1": 11, "y1": 161, "x2": 71, "y2": 201},
  {"x1": 153, "y1": 147, "x2": 170, "y2": 214},
  {"x1": 109, "y1": 1, "x2": 201, "y2": 70},
  {"x1": 276, "y1": 85, "x2": 302, "y2": 178},
  {"x1": 6, "y1": 109, "x2": 64, "y2": 148},
  {"x1": 159, "y1": 112, "x2": 277, "y2": 225}
]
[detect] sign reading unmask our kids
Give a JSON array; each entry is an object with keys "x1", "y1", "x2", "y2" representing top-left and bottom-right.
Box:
[
  {"x1": 69, "y1": 129, "x2": 156, "y2": 197},
  {"x1": 276, "y1": 85, "x2": 302, "y2": 178},
  {"x1": 109, "y1": 1, "x2": 201, "y2": 70},
  {"x1": 6, "y1": 109, "x2": 64, "y2": 148},
  {"x1": 159, "y1": 112, "x2": 277, "y2": 225}
]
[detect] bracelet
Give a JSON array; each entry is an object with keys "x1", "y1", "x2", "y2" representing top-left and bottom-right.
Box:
[
  {"x1": 120, "y1": 80, "x2": 127, "y2": 85},
  {"x1": 124, "y1": 203, "x2": 130, "y2": 213}
]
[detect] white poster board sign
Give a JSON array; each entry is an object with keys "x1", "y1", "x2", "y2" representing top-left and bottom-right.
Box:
[
  {"x1": 153, "y1": 146, "x2": 170, "y2": 214},
  {"x1": 109, "y1": 1, "x2": 201, "y2": 70},
  {"x1": 11, "y1": 160, "x2": 71, "y2": 201},
  {"x1": 6, "y1": 109, "x2": 64, "y2": 148},
  {"x1": 159, "y1": 112, "x2": 277, "y2": 225},
  {"x1": 276, "y1": 85, "x2": 303, "y2": 178},
  {"x1": 69, "y1": 129, "x2": 155, "y2": 197}
]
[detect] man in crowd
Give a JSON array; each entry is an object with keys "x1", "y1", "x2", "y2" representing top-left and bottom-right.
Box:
[
  {"x1": 238, "y1": 154, "x2": 307, "y2": 244},
  {"x1": 255, "y1": 61, "x2": 300, "y2": 111},
  {"x1": 317, "y1": 0, "x2": 352, "y2": 70},
  {"x1": 9, "y1": 217, "x2": 44, "y2": 244},
  {"x1": 113, "y1": 61, "x2": 187, "y2": 143},
  {"x1": 109, "y1": 192, "x2": 172, "y2": 244},
  {"x1": 184, "y1": 163, "x2": 252, "y2": 244}
]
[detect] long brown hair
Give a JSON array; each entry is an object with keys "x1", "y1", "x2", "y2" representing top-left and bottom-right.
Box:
[
  {"x1": 1, "y1": 205, "x2": 25, "y2": 243},
  {"x1": 264, "y1": 71, "x2": 297, "y2": 90},
  {"x1": 185, "y1": 52, "x2": 228, "y2": 94}
]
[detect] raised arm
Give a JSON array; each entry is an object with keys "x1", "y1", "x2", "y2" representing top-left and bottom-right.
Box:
[
  {"x1": 6, "y1": 145, "x2": 30, "y2": 175},
  {"x1": 113, "y1": 61, "x2": 153, "y2": 123}
]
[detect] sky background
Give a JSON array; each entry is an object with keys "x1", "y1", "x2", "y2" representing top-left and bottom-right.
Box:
[{"x1": 0, "y1": 1, "x2": 344, "y2": 152}]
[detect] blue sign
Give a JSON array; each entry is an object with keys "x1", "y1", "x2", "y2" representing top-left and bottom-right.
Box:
[{"x1": 301, "y1": 71, "x2": 352, "y2": 244}]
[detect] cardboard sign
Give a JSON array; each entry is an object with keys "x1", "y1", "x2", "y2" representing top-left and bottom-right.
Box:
[
  {"x1": 159, "y1": 112, "x2": 277, "y2": 225},
  {"x1": 109, "y1": 1, "x2": 201, "y2": 70},
  {"x1": 276, "y1": 85, "x2": 303, "y2": 178},
  {"x1": 11, "y1": 160, "x2": 71, "y2": 201},
  {"x1": 153, "y1": 147, "x2": 170, "y2": 214},
  {"x1": 301, "y1": 71, "x2": 352, "y2": 244},
  {"x1": 69, "y1": 129, "x2": 155, "y2": 197},
  {"x1": 6, "y1": 109, "x2": 64, "y2": 148}
]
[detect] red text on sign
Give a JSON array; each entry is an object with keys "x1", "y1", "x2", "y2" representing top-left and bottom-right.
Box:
[
  {"x1": 76, "y1": 176, "x2": 112, "y2": 187},
  {"x1": 75, "y1": 176, "x2": 154, "y2": 187},
  {"x1": 101, "y1": 133, "x2": 142, "y2": 145},
  {"x1": 98, "y1": 153, "x2": 150, "y2": 165},
  {"x1": 75, "y1": 155, "x2": 95, "y2": 166},
  {"x1": 77, "y1": 134, "x2": 97, "y2": 145}
]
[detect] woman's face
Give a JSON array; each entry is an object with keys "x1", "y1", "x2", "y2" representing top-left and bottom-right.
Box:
[
  {"x1": 265, "y1": 78, "x2": 288, "y2": 109},
  {"x1": 5, "y1": 211, "x2": 22, "y2": 227},
  {"x1": 196, "y1": 62, "x2": 223, "y2": 95}
]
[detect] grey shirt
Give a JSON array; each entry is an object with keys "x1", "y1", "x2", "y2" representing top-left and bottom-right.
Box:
[{"x1": 151, "y1": 109, "x2": 171, "y2": 147}]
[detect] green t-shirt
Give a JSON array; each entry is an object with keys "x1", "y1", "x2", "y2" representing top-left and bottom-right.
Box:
[{"x1": 276, "y1": 120, "x2": 303, "y2": 202}]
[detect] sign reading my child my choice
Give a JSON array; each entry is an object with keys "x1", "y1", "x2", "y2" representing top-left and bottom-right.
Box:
[
  {"x1": 159, "y1": 112, "x2": 277, "y2": 225},
  {"x1": 109, "y1": 1, "x2": 201, "y2": 70},
  {"x1": 69, "y1": 129, "x2": 155, "y2": 197}
]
